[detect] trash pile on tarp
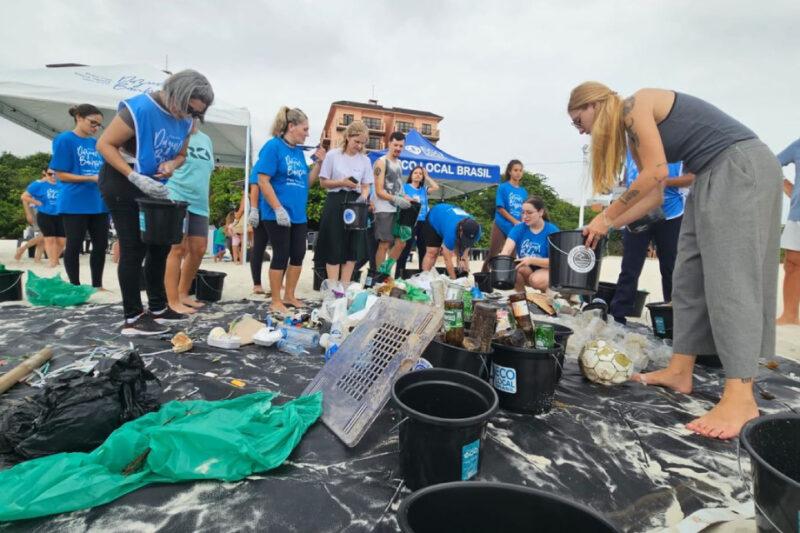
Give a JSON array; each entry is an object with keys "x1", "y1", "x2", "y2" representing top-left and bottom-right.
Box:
[
  {"x1": 26, "y1": 271, "x2": 96, "y2": 307},
  {"x1": 0, "y1": 349, "x2": 160, "y2": 458},
  {"x1": 0, "y1": 391, "x2": 323, "y2": 521}
]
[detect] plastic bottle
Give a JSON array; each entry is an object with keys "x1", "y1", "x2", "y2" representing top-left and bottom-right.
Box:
[
  {"x1": 280, "y1": 327, "x2": 320, "y2": 349},
  {"x1": 325, "y1": 323, "x2": 344, "y2": 361},
  {"x1": 276, "y1": 339, "x2": 310, "y2": 356}
]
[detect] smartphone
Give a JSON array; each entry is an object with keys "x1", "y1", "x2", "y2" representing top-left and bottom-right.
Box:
[{"x1": 347, "y1": 176, "x2": 359, "y2": 184}]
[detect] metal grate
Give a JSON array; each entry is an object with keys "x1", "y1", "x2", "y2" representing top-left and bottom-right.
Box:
[
  {"x1": 304, "y1": 298, "x2": 443, "y2": 447},
  {"x1": 335, "y1": 324, "x2": 410, "y2": 402}
]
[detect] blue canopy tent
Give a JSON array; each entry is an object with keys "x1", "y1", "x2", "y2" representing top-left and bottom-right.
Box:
[{"x1": 367, "y1": 129, "x2": 500, "y2": 198}]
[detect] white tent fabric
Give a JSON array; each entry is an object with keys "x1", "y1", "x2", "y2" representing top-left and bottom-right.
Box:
[{"x1": 0, "y1": 63, "x2": 251, "y2": 168}]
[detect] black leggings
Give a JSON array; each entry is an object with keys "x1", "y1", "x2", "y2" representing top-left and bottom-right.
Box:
[
  {"x1": 263, "y1": 221, "x2": 306, "y2": 271},
  {"x1": 396, "y1": 221, "x2": 425, "y2": 274},
  {"x1": 250, "y1": 222, "x2": 270, "y2": 285},
  {"x1": 62, "y1": 213, "x2": 109, "y2": 287},
  {"x1": 98, "y1": 164, "x2": 170, "y2": 319}
]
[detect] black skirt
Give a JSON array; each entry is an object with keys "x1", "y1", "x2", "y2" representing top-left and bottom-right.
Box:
[{"x1": 313, "y1": 191, "x2": 367, "y2": 265}]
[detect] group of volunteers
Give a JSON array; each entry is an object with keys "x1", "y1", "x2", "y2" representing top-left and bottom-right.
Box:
[{"x1": 18, "y1": 66, "x2": 794, "y2": 440}]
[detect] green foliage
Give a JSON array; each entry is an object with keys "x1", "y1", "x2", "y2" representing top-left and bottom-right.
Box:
[
  {"x1": 208, "y1": 166, "x2": 245, "y2": 226},
  {"x1": 0, "y1": 152, "x2": 51, "y2": 239}
]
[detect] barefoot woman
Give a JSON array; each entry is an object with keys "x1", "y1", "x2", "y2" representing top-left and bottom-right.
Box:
[{"x1": 569, "y1": 82, "x2": 782, "y2": 439}]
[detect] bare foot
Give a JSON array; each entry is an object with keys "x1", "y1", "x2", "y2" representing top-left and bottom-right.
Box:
[
  {"x1": 284, "y1": 297, "x2": 306, "y2": 308},
  {"x1": 685, "y1": 395, "x2": 760, "y2": 440},
  {"x1": 170, "y1": 303, "x2": 197, "y2": 314},
  {"x1": 47, "y1": 261, "x2": 59, "y2": 268},
  {"x1": 270, "y1": 302, "x2": 290, "y2": 315},
  {"x1": 776, "y1": 314, "x2": 800, "y2": 326},
  {"x1": 14, "y1": 248, "x2": 25, "y2": 261},
  {"x1": 631, "y1": 366, "x2": 693, "y2": 394},
  {"x1": 181, "y1": 296, "x2": 205, "y2": 309}
]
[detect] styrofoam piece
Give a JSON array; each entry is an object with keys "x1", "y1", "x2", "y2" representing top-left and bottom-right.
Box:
[{"x1": 253, "y1": 328, "x2": 284, "y2": 347}]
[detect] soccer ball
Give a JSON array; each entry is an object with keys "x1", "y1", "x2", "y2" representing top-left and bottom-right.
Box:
[{"x1": 579, "y1": 340, "x2": 634, "y2": 386}]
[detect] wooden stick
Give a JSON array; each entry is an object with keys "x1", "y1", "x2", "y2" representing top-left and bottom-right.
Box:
[{"x1": 0, "y1": 346, "x2": 54, "y2": 395}]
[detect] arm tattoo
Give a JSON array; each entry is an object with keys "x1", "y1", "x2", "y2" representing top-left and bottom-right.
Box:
[
  {"x1": 618, "y1": 189, "x2": 640, "y2": 206},
  {"x1": 623, "y1": 96, "x2": 640, "y2": 149},
  {"x1": 622, "y1": 96, "x2": 635, "y2": 117},
  {"x1": 740, "y1": 377, "x2": 754, "y2": 383},
  {"x1": 373, "y1": 165, "x2": 382, "y2": 178}
]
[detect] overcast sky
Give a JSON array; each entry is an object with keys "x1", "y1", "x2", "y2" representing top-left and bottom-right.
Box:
[{"x1": 1, "y1": 0, "x2": 799, "y2": 207}]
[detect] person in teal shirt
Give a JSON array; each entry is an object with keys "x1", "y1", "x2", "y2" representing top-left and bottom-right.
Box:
[
  {"x1": 500, "y1": 196, "x2": 559, "y2": 291},
  {"x1": 165, "y1": 126, "x2": 215, "y2": 314}
]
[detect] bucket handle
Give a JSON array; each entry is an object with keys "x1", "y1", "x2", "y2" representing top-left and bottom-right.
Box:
[
  {"x1": 0, "y1": 273, "x2": 23, "y2": 295},
  {"x1": 736, "y1": 439, "x2": 786, "y2": 533},
  {"x1": 197, "y1": 274, "x2": 223, "y2": 294},
  {"x1": 547, "y1": 234, "x2": 604, "y2": 257},
  {"x1": 389, "y1": 416, "x2": 409, "y2": 433}
]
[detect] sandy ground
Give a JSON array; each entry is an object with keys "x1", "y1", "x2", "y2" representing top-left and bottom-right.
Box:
[{"x1": 1, "y1": 239, "x2": 798, "y2": 365}]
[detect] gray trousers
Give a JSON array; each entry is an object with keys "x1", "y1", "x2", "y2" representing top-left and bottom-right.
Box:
[{"x1": 672, "y1": 139, "x2": 782, "y2": 378}]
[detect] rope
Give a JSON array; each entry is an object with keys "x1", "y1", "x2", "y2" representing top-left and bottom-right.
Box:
[{"x1": 736, "y1": 438, "x2": 786, "y2": 533}]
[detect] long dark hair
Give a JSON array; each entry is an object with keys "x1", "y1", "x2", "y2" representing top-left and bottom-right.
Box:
[
  {"x1": 68, "y1": 103, "x2": 102, "y2": 122},
  {"x1": 524, "y1": 195, "x2": 549, "y2": 221},
  {"x1": 503, "y1": 159, "x2": 523, "y2": 182},
  {"x1": 406, "y1": 165, "x2": 425, "y2": 185}
]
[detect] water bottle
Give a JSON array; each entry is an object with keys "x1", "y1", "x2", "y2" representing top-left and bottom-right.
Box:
[
  {"x1": 280, "y1": 327, "x2": 320, "y2": 349},
  {"x1": 276, "y1": 339, "x2": 309, "y2": 356},
  {"x1": 325, "y1": 323, "x2": 344, "y2": 361}
]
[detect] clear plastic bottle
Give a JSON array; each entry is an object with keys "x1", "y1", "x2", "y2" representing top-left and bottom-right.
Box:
[
  {"x1": 280, "y1": 327, "x2": 320, "y2": 349},
  {"x1": 276, "y1": 339, "x2": 310, "y2": 356}
]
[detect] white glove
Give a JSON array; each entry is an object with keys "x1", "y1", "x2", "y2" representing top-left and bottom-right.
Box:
[
  {"x1": 127, "y1": 171, "x2": 169, "y2": 199},
  {"x1": 357, "y1": 194, "x2": 369, "y2": 204},
  {"x1": 393, "y1": 195, "x2": 411, "y2": 209},
  {"x1": 274, "y1": 206, "x2": 291, "y2": 227},
  {"x1": 247, "y1": 207, "x2": 260, "y2": 227}
]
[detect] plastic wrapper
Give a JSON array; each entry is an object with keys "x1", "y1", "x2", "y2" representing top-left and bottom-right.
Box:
[{"x1": 26, "y1": 271, "x2": 96, "y2": 307}]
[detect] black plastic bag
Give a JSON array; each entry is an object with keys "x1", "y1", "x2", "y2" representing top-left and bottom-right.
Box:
[{"x1": 0, "y1": 349, "x2": 160, "y2": 458}]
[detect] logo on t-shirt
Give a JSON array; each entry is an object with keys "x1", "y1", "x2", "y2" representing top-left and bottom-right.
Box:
[
  {"x1": 76, "y1": 146, "x2": 103, "y2": 173},
  {"x1": 188, "y1": 146, "x2": 212, "y2": 161},
  {"x1": 519, "y1": 240, "x2": 541, "y2": 258},
  {"x1": 153, "y1": 128, "x2": 186, "y2": 165},
  {"x1": 284, "y1": 155, "x2": 308, "y2": 188},
  {"x1": 507, "y1": 192, "x2": 524, "y2": 216}
]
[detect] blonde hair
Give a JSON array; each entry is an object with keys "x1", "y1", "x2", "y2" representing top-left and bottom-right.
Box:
[
  {"x1": 568, "y1": 81, "x2": 626, "y2": 194},
  {"x1": 340, "y1": 120, "x2": 368, "y2": 153},
  {"x1": 271, "y1": 106, "x2": 308, "y2": 137}
]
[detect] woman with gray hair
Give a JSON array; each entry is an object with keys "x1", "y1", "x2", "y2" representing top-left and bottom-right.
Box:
[{"x1": 97, "y1": 69, "x2": 214, "y2": 337}]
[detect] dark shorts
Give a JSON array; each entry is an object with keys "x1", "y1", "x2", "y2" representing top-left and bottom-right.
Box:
[
  {"x1": 185, "y1": 212, "x2": 209, "y2": 238},
  {"x1": 37, "y1": 212, "x2": 65, "y2": 237},
  {"x1": 421, "y1": 217, "x2": 443, "y2": 249},
  {"x1": 374, "y1": 212, "x2": 396, "y2": 243}
]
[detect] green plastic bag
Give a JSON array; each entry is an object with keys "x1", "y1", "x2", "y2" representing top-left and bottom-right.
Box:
[
  {"x1": 0, "y1": 391, "x2": 322, "y2": 521},
  {"x1": 392, "y1": 222, "x2": 413, "y2": 241},
  {"x1": 25, "y1": 271, "x2": 96, "y2": 307},
  {"x1": 404, "y1": 284, "x2": 430, "y2": 303}
]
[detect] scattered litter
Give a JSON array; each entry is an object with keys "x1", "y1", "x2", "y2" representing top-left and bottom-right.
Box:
[
  {"x1": 765, "y1": 360, "x2": 780, "y2": 370},
  {"x1": 229, "y1": 315, "x2": 267, "y2": 345},
  {"x1": 230, "y1": 379, "x2": 246, "y2": 388},
  {"x1": 207, "y1": 327, "x2": 241, "y2": 349},
  {"x1": 171, "y1": 331, "x2": 193, "y2": 353}
]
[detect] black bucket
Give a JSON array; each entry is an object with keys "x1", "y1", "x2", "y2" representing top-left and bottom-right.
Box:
[
  {"x1": 422, "y1": 337, "x2": 491, "y2": 380},
  {"x1": 595, "y1": 281, "x2": 616, "y2": 305},
  {"x1": 0, "y1": 269, "x2": 24, "y2": 302},
  {"x1": 490, "y1": 342, "x2": 561, "y2": 415},
  {"x1": 473, "y1": 272, "x2": 492, "y2": 293},
  {"x1": 342, "y1": 201, "x2": 369, "y2": 231},
  {"x1": 195, "y1": 270, "x2": 226, "y2": 302},
  {"x1": 364, "y1": 269, "x2": 388, "y2": 288},
  {"x1": 543, "y1": 322, "x2": 574, "y2": 383},
  {"x1": 489, "y1": 255, "x2": 515, "y2": 290},
  {"x1": 398, "y1": 202, "x2": 422, "y2": 227},
  {"x1": 398, "y1": 481, "x2": 619, "y2": 533},
  {"x1": 392, "y1": 369, "x2": 498, "y2": 491},
  {"x1": 189, "y1": 269, "x2": 207, "y2": 296},
  {"x1": 135, "y1": 198, "x2": 188, "y2": 246},
  {"x1": 548, "y1": 231, "x2": 605, "y2": 296},
  {"x1": 313, "y1": 265, "x2": 326, "y2": 291},
  {"x1": 740, "y1": 414, "x2": 800, "y2": 533}
]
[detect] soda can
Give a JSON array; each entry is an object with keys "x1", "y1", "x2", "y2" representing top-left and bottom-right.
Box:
[{"x1": 535, "y1": 324, "x2": 555, "y2": 350}]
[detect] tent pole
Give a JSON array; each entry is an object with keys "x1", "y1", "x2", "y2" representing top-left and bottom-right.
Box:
[{"x1": 241, "y1": 124, "x2": 251, "y2": 264}]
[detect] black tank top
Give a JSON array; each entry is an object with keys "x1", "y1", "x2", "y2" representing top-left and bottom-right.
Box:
[{"x1": 657, "y1": 92, "x2": 757, "y2": 173}]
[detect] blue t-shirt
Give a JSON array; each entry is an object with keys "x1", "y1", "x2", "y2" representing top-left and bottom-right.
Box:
[
  {"x1": 625, "y1": 151, "x2": 685, "y2": 220},
  {"x1": 404, "y1": 183, "x2": 429, "y2": 221},
  {"x1": 251, "y1": 137, "x2": 309, "y2": 223},
  {"x1": 778, "y1": 138, "x2": 800, "y2": 222},
  {"x1": 494, "y1": 181, "x2": 527, "y2": 236},
  {"x1": 427, "y1": 203, "x2": 481, "y2": 251},
  {"x1": 507, "y1": 221, "x2": 560, "y2": 259},
  {"x1": 167, "y1": 132, "x2": 214, "y2": 217},
  {"x1": 26, "y1": 180, "x2": 61, "y2": 216},
  {"x1": 50, "y1": 131, "x2": 107, "y2": 214}
]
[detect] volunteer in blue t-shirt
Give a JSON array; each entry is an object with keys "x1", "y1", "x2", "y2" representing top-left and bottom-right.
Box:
[
  {"x1": 21, "y1": 168, "x2": 65, "y2": 267},
  {"x1": 777, "y1": 138, "x2": 800, "y2": 325},
  {"x1": 607, "y1": 151, "x2": 693, "y2": 324},
  {"x1": 251, "y1": 106, "x2": 325, "y2": 315},
  {"x1": 396, "y1": 165, "x2": 439, "y2": 277},
  {"x1": 50, "y1": 104, "x2": 108, "y2": 288},
  {"x1": 421, "y1": 203, "x2": 482, "y2": 279},
  {"x1": 482, "y1": 159, "x2": 527, "y2": 272},
  {"x1": 499, "y1": 196, "x2": 559, "y2": 291},
  {"x1": 97, "y1": 69, "x2": 214, "y2": 337},
  {"x1": 164, "y1": 125, "x2": 215, "y2": 315}
]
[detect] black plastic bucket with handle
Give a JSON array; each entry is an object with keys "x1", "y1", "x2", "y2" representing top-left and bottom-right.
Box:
[
  {"x1": 548, "y1": 230, "x2": 605, "y2": 296},
  {"x1": 135, "y1": 198, "x2": 188, "y2": 246}
]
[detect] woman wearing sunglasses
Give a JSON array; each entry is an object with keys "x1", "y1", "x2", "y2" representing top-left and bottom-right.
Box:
[
  {"x1": 97, "y1": 70, "x2": 214, "y2": 337},
  {"x1": 20, "y1": 168, "x2": 65, "y2": 267},
  {"x1": 569, "y1": 81, "x2": 782, "y2": 439},
  {"x1": 50, "y1": 104, "x2": 108, "y2": 288}
]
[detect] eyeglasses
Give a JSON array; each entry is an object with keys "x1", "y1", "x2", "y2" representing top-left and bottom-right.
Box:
[
  {"x1": 570, "y1": 113, "x2": 582, "y2": 129},
  {"x1": 45, "y1": 172, "x2": 55, "y2": 177},
  {"x1": 87, "y1": 119, "x2": 102, "y2": 128}
]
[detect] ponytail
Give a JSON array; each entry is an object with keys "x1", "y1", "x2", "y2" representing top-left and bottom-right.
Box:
[
  {"x1": 568, "y1": 81, "x2": 626, "y2": 194},
  {"x1": 271, "y1": 106, "x2": 308, "y2": 137},
  {"x1": 68, "y1": 103, "x2": 102, "y2": 122}
]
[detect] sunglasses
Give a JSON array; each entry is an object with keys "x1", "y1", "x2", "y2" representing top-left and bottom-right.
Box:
[
  {"x1": 45, "y1": 172, "x2": 55, "y2": 177},
  {"x1": 570, "y1": 113, "x2": 582, "y2": 129},
  {"x1": 186, "y1": 106, "x2": 204, "y2": 119}
]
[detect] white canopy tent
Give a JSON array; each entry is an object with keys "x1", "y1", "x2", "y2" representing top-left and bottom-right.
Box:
[{"x1": 0, "y1": 63, "x2": 254, "y2": 253}]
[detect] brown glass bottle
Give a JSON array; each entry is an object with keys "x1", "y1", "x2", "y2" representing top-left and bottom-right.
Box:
[
  {"x1": 443, "y1": 300, "x2": 465, "y2": 346},
  {"x1": 508, "y1": 292, "x2": 534, "y2": 340}
]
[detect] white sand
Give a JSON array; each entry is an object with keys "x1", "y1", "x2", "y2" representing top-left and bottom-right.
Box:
[{"x1": 2, "y1": 239, "x2": 798, "y2": 363}]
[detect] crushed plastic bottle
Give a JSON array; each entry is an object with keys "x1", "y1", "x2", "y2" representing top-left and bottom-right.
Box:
[
  {"x1": 276, "y1": 339, "x2": 310, "y2": 356},
  {"x1": 280, "y1": 327, "x2": 320, "y2": 349}
]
